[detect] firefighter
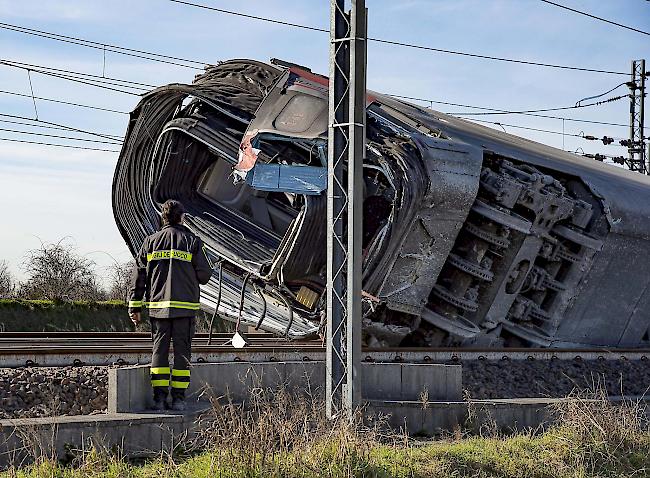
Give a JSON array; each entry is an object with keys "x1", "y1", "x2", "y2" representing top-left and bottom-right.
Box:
[{"x1": 127, "y1": 199, "x2": 213, "y2": 411}]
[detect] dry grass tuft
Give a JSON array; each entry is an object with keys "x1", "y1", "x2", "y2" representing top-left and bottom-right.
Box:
[
  {"x1": 549, "y1": 385, "x2": 650, "y2": 475},
  {"x1": 189, "y1": 381, "x2": 399, "y2": 476}
]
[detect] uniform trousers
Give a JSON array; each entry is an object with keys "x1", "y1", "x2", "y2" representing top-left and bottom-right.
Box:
[{"x1": 150, "y1": 316, "x2": 194, "y2": 399}]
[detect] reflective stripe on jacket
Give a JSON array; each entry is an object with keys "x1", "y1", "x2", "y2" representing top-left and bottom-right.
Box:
[{"x1": 128, "y1": 224, "x2": 213, "y2": 318}]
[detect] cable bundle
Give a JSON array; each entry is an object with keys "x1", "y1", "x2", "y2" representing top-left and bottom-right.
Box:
[{"x1": 112, "y1": 59, "x2": 320, "y2": 338}]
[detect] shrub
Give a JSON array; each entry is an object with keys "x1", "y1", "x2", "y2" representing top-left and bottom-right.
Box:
[{"x1": 19, "y1": 239, "x2": 105, "y2": 302}]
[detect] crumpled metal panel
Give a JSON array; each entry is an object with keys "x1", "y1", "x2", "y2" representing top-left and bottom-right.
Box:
[{"x1": 378, "y1": 136, "x2": 483, "y2": 315}]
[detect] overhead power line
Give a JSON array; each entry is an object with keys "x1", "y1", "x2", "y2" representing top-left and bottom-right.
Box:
[
  {"x1": 574, "y1": 82, "x2": 628, "y2": 106},
  {"x1": 0, "y1": 117, "x2": 122, "y2": 139},
  {"x1": 0, "y1": 112, "x2": 124, "y2": 142},
  {"x1": 0, "y1": 59, "x2": 153, "y2": 89},
  {"x1": 166, "y1": 0, "x2": 628, "y2": 76},
  {"x1": 0, "y1": 61, "x2": 633, "y2": 132},
  {"x1": 0, "y1": 117, "x2": 86, "y2": 133},
  {"x1": 0, "y1": 89, "x2": 129, "y2": 115},
  {"x1": 451, "y1": 94, "x2": 627, "y2": 116},
  {"x1": 388, "y1": 94, "x2": 641, "y2": 129},
  {"x1": 0, "y1": 40, "x2": 636, "y2": 153},
  {"x1": 0, "y1": 59, "x2": 150, "y2": 96},
  {"x1": 0, "y1": 56, "x2": 635, "y2": 141},
  {"x1": 0, "y1": 22, "x2": 206, "y2": 70},
  {"x1": 465, "y1": 117, "x2": 624, "y2": 142},
  {"x1": 0, "y1": 19, "x2": 635, "y2": 144},
  {"x1": 539, "y1": 0, "x2": 650, "y2": 36},
  {"x1": 0, "y1": 127, "x2": 121, "y2": 144},
  {"x1": 0, "y1": 137, "x2": 119, "y2": 152}
]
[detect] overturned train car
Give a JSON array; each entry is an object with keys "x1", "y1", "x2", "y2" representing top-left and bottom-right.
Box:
[{"x1": 113, "y1": 59, "x2": 650, "y2": 348}]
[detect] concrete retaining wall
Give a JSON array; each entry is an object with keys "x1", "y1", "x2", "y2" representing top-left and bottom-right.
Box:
[
  {"x1": 0, "y1": 406, "x2": 209, "y2": 469},
  {"x1": 371, "y1": 398, "x2": 561, "y2": 435},
  {"x1": 109, "y1": 361, "x2": 462, "y2": 413},
  {"x1": 0, "y1": 398, "x2": 557, "y2": 469}
]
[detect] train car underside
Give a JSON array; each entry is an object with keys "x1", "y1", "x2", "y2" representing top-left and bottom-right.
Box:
[{"x1": 113, "y1": 59, "x2": 650, "y2": 349}]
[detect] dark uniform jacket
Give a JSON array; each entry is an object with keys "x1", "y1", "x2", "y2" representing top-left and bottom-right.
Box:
[{"x1": 128, "y1": 224, "x2": 213, "y2": 318}]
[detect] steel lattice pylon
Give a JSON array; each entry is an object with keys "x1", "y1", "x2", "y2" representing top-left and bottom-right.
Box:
[
  {"x1": 627, "y1": 59, "x2": 647, "y2": 174},
  {"x1": 326, "y1": 0, "x2": 366, "y2": 420}
]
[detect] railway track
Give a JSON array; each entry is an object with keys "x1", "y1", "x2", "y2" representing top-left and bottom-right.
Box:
[{"x1": 2, "y1": 332, "x2": 650, "y2": 367}]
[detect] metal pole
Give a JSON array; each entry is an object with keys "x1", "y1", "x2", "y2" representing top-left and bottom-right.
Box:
[
  {"x1": 628, "y1": 60, "x2": 647, "y2": 174},
  {"x1": 346, "y1": 0, "x2": 366, "y2": 412},
  {"x1": 629, "y1": 60, "x2": 637, "y2": 170},
  {"x1": 640, "y1": 59, "x2": 646, "y2": 174},
  {"x1": 326, "y1": 0, "x2": 366, "y2": 420}
]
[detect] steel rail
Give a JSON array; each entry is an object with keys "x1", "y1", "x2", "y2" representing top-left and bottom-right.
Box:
[
  {"x1": 3, "y1": 333, "x2": 650, "y2": 356},
  {"x1": 2, "y1": 332, "x2": 650, "y2": 368},
  {"x1": 0, "y1": 332, "x2": 284, "y2": 339}
]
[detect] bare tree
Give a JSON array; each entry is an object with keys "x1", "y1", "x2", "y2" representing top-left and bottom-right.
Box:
[
  {"x1": 106, "y1": 260, "x2": 136, "y2": 302},
  {"x1": 19, "y1": 239, "x2": 106, "y2": 302},
  {"x1": 0, "y1": 261, "x2": 14, "y2": 298}
]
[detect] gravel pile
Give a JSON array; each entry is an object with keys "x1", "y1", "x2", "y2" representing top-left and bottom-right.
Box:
[
  {"x1": 0, "y1": 366, "x2": 109, "y2": 419},
  {"x1": 462, "y1": 359, "x2": 650, "y2": 399}
]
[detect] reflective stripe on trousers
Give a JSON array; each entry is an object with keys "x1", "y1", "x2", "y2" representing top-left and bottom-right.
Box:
[
  {"x1": 171, "y1": 368, "x2": 190, "y2": 389},
  {"x1": 150, "y1": 366, "x2": 170, "y2": 387}
]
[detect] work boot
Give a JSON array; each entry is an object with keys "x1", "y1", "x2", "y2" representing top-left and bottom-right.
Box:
[
  {"x1": 171, "y1": 397, "x2": 187, "y2": 412},
  {"x1": 151, "y1": 389, "x2": 169, "y2": 411}
]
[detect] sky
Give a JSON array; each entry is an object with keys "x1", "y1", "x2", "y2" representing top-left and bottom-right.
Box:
[{"x1": 0, "y1": 0, "x2": 648, "y2": 285}]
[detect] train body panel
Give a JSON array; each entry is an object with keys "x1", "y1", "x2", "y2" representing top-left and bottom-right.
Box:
[{"x1": 112, "y1": 59, "x2": 650, "y2": 348}]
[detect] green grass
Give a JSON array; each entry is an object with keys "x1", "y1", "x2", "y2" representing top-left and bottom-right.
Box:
[{"x1": 5, "y1": 427, "x2": 650, "y2": 478}]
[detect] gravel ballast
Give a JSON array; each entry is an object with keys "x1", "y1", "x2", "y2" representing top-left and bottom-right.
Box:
[
  {"x1": 462, "y1": 359, "x2": 650, "y2": 399},
  {"x1": 0, "y1": 366, "x2": 109, "y2": 419},
  {"x1": 2, "y1": 359, "x2": 650, "y2": 418}
]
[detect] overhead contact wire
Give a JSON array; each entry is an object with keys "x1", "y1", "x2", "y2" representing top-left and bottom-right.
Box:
[
  {"x1": 0, "y1": 137, "x2": 119, "y2": 152},
  {"x1": 465, "y1": 118, "x2": 625, "y2": 142},
  {"x1": 0, "y1": 127, "x2": 121, "y2": 144},
  {"x1": 0, "y1": 62, "x2": 144, "y2": 96},
  {"x1": 447, "y1": 95, "x2": 627, "y2": 116},
  {"x1": 389, "y1": 94, "x2": 642, "y2": 129},
  {"x1": 0, "y1": 22, "x2": 207, "y2": 69},
  {"x1": 167, "y1": 0, "x2": 628, "y2": 76},
  {"x1": 0, "y1": 112, "x2": 124, "y2": 142},
  {"x1": 0, "y1": 59, "x2": 154, "y2": 88},
  {"x1": 0, "y1": 89, "x2": 129, "y2": 115},
  {"x1": 539, "y1": 0, "x2": 650, "y2": 36}
]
